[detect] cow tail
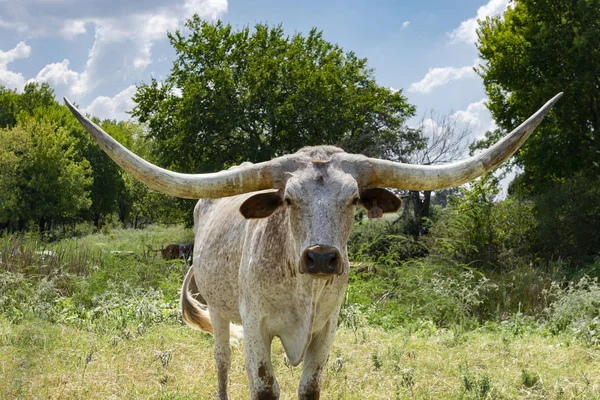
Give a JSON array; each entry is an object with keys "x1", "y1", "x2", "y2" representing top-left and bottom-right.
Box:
[
  {"x1": 181, "y1": 266, "x2": 214, "y2": 334},
  {"x1": 180, "y1": 266, "x2": 244, "y2": 341}
]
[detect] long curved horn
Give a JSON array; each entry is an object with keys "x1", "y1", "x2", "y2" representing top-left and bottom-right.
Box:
[
  {"x1": 362, "y1": 93, "x2": 562, "y2": 191},
  {"x1": 64, "y1": 98, "x2": 277, "y2": 199}
]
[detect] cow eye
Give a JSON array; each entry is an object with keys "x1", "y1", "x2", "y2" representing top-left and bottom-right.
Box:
[
  {"x1": 285, "y1": 197, "x2": 292, "y2": 206},
  {"x1": 352, "y1": 197, "x2": 359, "y2": 206}
]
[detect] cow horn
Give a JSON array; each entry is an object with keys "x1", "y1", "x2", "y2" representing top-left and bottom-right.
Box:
[
  {"x1": 362, "y1": 93, "x2": 563, "y2": 191},
  {"x1": 64, "y1": 98, "x2": 278, "y2": 199}
]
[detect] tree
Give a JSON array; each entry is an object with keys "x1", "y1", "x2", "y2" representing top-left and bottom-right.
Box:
[
  {"x1": 405, "y1": 112, "x2": 471, "y2": 237},
  {"x1": 476, "y1": 0, "x2": 600, "y2": 264},
  {"x1": 0, "y1": 119, "x2": 92, "y2": 230},
  {"x1": 0, "y1": 86, "x2": 19, "y2": 128},
  {"x1": 0, "y1": 82, "x2": 56, "y2": 129},
  {"x1": 476, "y1": 0, "x2": 600, "y2": 192},
  {"x1": 22, "y1": 97, "x2": 132, "y2": 229},
  {"x1": 132, "y1": 17, "x2": 419, "y2": 175},
  {"x1": 84, "y1": 120, "x2": 132, "y2": 227},
  {"x1": 0, "y1": 124, "x2": 29, "y2": 228}
]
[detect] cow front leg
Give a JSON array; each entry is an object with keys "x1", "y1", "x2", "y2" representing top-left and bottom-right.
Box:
[
  {"x1": 297, "y1": 317, "x2": 338, "y2": 400},
  {"x1": 243, "y1": 320, "x2": 279, "y2": 400},
  {"x1": 210, "y1": 310, "x2": 232, "y2": 400}
]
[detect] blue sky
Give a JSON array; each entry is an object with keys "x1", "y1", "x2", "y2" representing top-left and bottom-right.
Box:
[{"x1": 0, "y1": 0, "x2": 510, "y2": 143}]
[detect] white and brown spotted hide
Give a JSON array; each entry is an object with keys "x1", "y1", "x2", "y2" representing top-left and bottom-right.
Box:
[{"x1": 182, "y1": 146, "x2": 401, "y2": 399}]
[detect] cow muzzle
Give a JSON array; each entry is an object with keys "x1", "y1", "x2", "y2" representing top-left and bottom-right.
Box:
[{"x1": 299, "y1": 245, "x2": 343, "y2": 277}]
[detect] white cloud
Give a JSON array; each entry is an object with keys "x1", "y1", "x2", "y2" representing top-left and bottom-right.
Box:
[
  {"x1": 84, "y1": 85, "x2": 137, "y2": 121},
  {"x1": 33, "y1": 59, "x2": 89, "y2": 95},
  {"x1": 0, "y1": 42, "x2": 31, "y2": 68},
  {"x1": 0, "y1": 0, "x2": 228, "y2": 96},
  {"x1": 408, "y1": 60, "x2": 479, "y2": 94},
  {"x1": 415, "y1": 98, "x2": 496, "y2": 150},
  {"x1": 60, "y1": 20, "x2": 88, "y2": 39},
  {"x1": 452, "y1": 98, "x2": 497, "y2": 140},
  {"x1": 402, "y1": 21, "x2": 410, "y2": 29},
  {"x1": 0, "y1": 42, "x2": 31, "y2": 91},
  {"x1": 449, "y1": 0, "x2": 510, "y2": 45}
]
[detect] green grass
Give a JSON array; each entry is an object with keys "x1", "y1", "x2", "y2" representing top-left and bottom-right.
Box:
[
  {"x1": 1, "y1": 318, "x2": 599, "y2": 399},
  {"x1": 2, "y1": 225, "x2": 600, "y2": 398}
]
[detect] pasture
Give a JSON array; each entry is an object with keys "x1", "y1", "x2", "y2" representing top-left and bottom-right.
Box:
[{"x1": 1, "y1": 225, "x2": 599, "y2": 399}]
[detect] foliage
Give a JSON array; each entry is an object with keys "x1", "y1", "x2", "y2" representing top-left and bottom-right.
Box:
[
  {"x1": 0, "y1": 225, "x2": 192, "y2": 329},
  {"x1": 476, "y1": 0, "x2": 600, "y2": 268},
  {"x1": 546, "y1": 276, "x2": 600, "y2": 346},
  {"x1": 429, "y1": 173, "x2": 527, "y2": 269},
  {"x1": 133, "y1": 18, "x2": 420, "y2": 175},
  {"x1": 476, "y1": 0, "x2": 600, "y2": 192},
  {"x1": 534, "y1": 173, "x2": 600, "y2": 264},
  {"x1": 0, "y1": 83, "x2": 190, "y2": 231},
  {"x1": 348, "y1": 214, "x2": 427, "y2": 264},
  {"x1": 0, "y1": 119, "x2": 92, "y2": 229},
  {"x1": 344, "y1": 258, "x2": 499, "y2": 329}
]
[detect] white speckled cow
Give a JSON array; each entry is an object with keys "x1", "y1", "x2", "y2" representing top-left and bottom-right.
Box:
[{"x1": 65, "y1": 93, "x2": 561, "y2": 399}]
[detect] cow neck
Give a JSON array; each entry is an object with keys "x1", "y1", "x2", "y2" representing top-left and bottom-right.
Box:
[{"x1": 288, "y1": 278, "x2": 326, "y2": 366}]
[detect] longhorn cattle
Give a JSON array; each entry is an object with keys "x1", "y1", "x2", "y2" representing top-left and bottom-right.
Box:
[
  {"x1": 65, "y1": 93, "x2": 561, "y2": 399},
  {"x1": 161, "y1": 243, "x2": 194, "y2": 263}
]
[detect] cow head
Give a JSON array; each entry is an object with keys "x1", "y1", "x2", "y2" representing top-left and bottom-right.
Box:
[
  {"x1": 238, "y1": 147, "x2": 402, "y2": 277},
  {"x1": 64, "y1": 93, "x2": 562, "y2": 277}
]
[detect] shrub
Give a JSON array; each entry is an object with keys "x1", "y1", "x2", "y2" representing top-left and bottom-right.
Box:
[
  {"x1": 344, "y1": 258, "x2": 499, "y2": 329},
  {"x1": 348, "y1": 213, "x2": 426, "y2": 264},
  {"x1": 546, "y1": 276, "x2": 600, "y2": 346},
  {"x1": 429, "y1": 174, "x2": 539, "y2": 270}
]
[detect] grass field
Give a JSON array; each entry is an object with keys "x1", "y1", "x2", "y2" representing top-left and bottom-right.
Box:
[
  {"x1": 1, "y1": 319, "x2": 599, "y2": 399},
  {"x1": 1, "y1": 225, "x2": 599, "y2": 399}
]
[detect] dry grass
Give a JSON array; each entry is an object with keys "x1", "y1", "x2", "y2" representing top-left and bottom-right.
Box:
[{"x1": 1, "y1": 319, "x2": 599, "y2": 399}]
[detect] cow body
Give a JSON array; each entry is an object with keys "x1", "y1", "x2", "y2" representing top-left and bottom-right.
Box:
[
  {"x1": 194, "y1": 193, "x2": 348, "y2": 340},
  {"x1": 183, "y1": 148, "x2": 362, "y2": 399}
]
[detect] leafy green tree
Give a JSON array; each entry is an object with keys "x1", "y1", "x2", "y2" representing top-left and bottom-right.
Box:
[
  {"x1": 476, "y1": 1, "x2": 600, "y2": 264},
  {"x1": 0, "y1": 119, "x2": 92, "y2": 230},
  {"x1": 0, "y1": 86, "x2": 19, "y2": 128},
  {"x1": 0, "y1": 125, "x2": 29, "y2": 228},
  {"x1": 84, "y1": 120, "x2": 133, "y2": 227},
  {"x1": 0, "y1": 82, "x2": 56, "y2": 129},
  {"x1": 476, "y1": 0, "x2": 600, "y2": 191},
  {"x1": 133, "y1": 18, "x2": 419, "y2": 174},
  {"x1": 20, "y1": 98, "x2": 128, "y2": 228}
]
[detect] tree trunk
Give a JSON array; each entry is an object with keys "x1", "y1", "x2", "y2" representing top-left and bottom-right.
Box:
[{"x1": 409, "y1": 190, "x2": 432, "y2": 237}]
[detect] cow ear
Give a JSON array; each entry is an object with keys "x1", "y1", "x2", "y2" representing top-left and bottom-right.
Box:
[
  {"x1": 359, "y1": 188, "x2": 402, "y2": 219},
  {"x1": 239, "y1": 191, "x2": 283, "y2": 219}
]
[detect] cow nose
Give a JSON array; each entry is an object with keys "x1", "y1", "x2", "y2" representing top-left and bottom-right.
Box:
[
  {"x1": 300, "y1": 245, "x2": 341, "y2": 276},
  {"x1": 307, "y1": 251, "x2": 337, "y2": 273}
]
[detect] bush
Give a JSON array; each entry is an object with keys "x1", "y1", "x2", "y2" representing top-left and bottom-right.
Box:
[
  {"x1": 0, "y1": 225, "x2": 190, "y2": 331},
  {"x1": 546, "y1": 276, "x2": 600, "y2": 346},
  {"x1": 534, "y1": 174, "x2": 600, "y2": 265},
  {"x1": 429, "y1": 174, "x2": 539, "y2": 270},
  {"x1": 344, "y1": 258, "x2": 498, "y2": 329},
  {"x1": 348, "y1": 213, "x2": 426, "y2": 265}
]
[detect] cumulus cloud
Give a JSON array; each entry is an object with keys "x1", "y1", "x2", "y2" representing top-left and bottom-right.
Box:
[
  {"x1": 0, "y1": 42, "x2": 31, "y2": 91},
  {"x1": 449, "y1": 0, "x2": 510, "y2": 45},
  {"x1": 0, "y1": 41, "x2": 31, "y2": 68},
  {"x1": 60, "y1": 20, "x2": 88, "y2": 39},
  {"x1": 452, "y1": 98, "x2": 497, "y2": 140},
  {"x1": 84, "y1": 85, "x2": 137, "y2": 121},
  {"x1": 402, "y1": 21, "x2": 410, "y2": 29},
  {"x1": 408, "y1": 60, "x2": 479, "y2": 94},
  {"x1": 0, "y1": 0, "x2": 228, "y2": 96},
  {"x1": 415, "y1": 99, "x2": 496, "y2": 152},
  {"x1": 33, "y1": 59, "x2": 89, "y2": 95}
]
